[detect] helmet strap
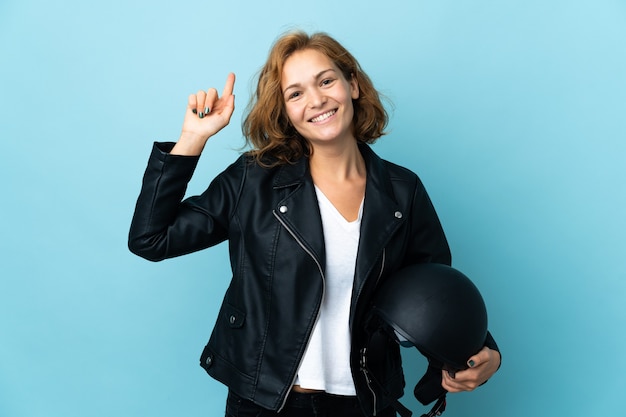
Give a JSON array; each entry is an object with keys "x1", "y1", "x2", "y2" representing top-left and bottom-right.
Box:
[
  {"x1": 414, "y1": 363, "x2": 446, "y2": 405},
  {"x1": 420, "y1": 395, "x2": 447, "y2": 417}
]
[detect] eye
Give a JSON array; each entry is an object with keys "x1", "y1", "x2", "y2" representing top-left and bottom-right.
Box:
[
  {"x1": 321, "y1": 78, "x2": 335, "y2": 86},
  {"x1": 287, "y1": 91, "x2": 301, "y2": 100}
]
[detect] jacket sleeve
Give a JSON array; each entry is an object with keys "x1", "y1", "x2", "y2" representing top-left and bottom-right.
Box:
[
  {"x1": 403, "y1": 175, "x2": 452, "y2": 267},
  {"x1": 128, "y1": 142, "x2": 244, "y2": 262}
]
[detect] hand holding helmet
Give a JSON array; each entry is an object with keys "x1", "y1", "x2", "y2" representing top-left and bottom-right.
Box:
[
  {"x1": 368, "y1": 263, "x2": 500, "y2": 416},
  {"x1": 441, "y1": 346, "x2": 501, "y2": 393}
]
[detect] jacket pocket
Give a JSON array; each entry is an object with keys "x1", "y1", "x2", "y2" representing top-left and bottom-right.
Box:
[{"x1": 225, "y1": 303, "x2": 246, "y2": 329}]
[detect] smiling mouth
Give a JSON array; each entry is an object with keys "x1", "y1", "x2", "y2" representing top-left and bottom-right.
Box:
[{"x1": 309, "y1": 109, "x2": 337, "y2": 123}]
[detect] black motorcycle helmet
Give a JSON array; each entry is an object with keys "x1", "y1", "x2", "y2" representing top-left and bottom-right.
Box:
[{"x1": 366, "y1": 263, "x2": 488, "y2": 417}]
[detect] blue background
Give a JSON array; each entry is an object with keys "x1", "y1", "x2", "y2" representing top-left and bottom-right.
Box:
[{"x1": 1, "y1": 0, "x2": 625, "y2": 416}]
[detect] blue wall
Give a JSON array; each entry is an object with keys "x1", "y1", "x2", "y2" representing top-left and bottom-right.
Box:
[{"x1": 1, "y1": 1, "x2": 624, "y2": 416}]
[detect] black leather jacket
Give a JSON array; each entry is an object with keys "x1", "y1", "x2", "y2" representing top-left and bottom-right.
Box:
[{"x1": 129, "y1": 142, "x2": 455, "y2": 414}]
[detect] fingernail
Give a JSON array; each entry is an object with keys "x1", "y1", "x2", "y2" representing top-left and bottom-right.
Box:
[
  {"x1": 468, "y1": 360, "x2": 476, "y2": 367},
  {"x1": 192, "y1": 109, "x2": 197, "y2": 114},
  {"x1": 198, "y1": 112, "x2": 204, "y2": 119},
  {"x1": 204, "y1": 107, "x2": 210, "y2": 114}
]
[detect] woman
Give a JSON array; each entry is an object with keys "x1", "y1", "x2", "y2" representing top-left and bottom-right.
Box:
[{"x1": 129, "y1": 31, "x2": 500, "y2": 417}]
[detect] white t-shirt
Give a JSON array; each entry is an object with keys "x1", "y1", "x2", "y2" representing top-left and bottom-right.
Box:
[{"x1": 295, "y1": 186, "x2": 363, "y2": 395}]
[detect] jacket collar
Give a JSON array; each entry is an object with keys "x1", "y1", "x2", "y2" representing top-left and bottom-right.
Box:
[
  {"x1": 272, "y1": 154, "x2": 309, "y2": 189},
  {"x1": 272, "y1": 143, "x2": 397, "y2": 200}
]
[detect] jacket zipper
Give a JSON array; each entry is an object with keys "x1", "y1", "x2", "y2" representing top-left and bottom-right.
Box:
[
  {"x1": 353, "y1": 248, "x2": 386, "y2": 327},
  {"x1": 273, "y1": 210, "x2": 326, "y2": 413},
  {"x1": 374, "y1": 248, "x2": 386, "y2": 289},
  {"x1": 360, "y1": 347, "x2": 377, "y2": 416},
  {"x1": 360, "y1": 248, "x2": 385, "y2": 416}
]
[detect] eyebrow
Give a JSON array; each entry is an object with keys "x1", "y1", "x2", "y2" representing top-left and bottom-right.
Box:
[{"x1": 282, "y1": 69, "x2": 336, "y2": 94}]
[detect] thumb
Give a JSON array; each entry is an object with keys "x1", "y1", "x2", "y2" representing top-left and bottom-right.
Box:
[{"x1": 467, "y1": 348, "x2": 487, "y2": 368}]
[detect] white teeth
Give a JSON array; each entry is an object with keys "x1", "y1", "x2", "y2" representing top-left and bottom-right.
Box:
[{"x1": 310, "y1": 110, "x2": 336, "y2": 123}]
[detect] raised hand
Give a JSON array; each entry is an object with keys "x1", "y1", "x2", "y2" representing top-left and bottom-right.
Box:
[{"x1": 172, "y1": 73, "x2": 236, "y2": 156}]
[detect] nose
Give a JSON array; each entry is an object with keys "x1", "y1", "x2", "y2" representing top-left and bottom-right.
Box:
[{"x1": 308, "y1": 87, "x2": 326, "y2": 108}]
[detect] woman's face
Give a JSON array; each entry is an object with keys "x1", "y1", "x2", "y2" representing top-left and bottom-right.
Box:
[{"x1": 281, "y1": 48, "x2": 359, "y2": 148}]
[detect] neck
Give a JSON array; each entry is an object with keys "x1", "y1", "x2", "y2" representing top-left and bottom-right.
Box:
[{"x1": 309, "y1": 140, "x2": 366, "y2": 182}]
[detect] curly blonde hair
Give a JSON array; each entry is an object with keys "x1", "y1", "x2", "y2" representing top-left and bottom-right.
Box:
[{"x1": 243, "y1": 31, "x2": 388, "y2": 166}]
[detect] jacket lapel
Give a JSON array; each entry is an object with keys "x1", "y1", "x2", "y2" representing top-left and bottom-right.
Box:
[
  {"x1": 272, "y1": 157, "x2": 326, "y2": 273},
  {"x1": 352, "y1": 145, "x2": 406, "y2": 314}
]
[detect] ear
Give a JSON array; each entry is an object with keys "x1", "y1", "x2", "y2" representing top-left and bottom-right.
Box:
[{"x1": 350, "y1": 73, "x2": 360, "y2": 100}]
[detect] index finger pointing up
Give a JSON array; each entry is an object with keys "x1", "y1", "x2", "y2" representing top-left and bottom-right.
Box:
[{"x1": 222, "y1": 73, "x2": 236, "y2": 97}]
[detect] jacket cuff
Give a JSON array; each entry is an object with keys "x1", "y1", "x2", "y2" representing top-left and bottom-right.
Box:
[
  {"x1": 484, "y1": 331, "x2": 499, "y2": 353},
  {"x1": 478, "y1": 330, "x2": 501, "y2": 386},
  {"x1": 147, "y1": 142, "x2": 200, "y2": 175},
  {"x1": 153, "y1": 141, "x2": 200, "y2": 161},
  {"x1": 485, "y1": 331, "x2": 501, "y2": 369}
]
